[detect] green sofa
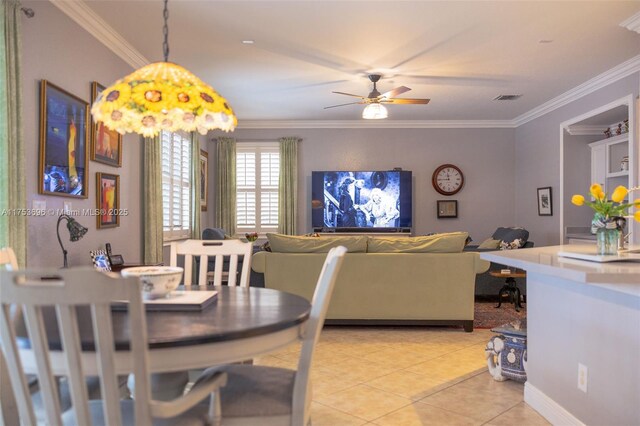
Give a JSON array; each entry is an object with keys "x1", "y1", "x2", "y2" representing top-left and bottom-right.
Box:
[{"x1": 251, "y1": 232, "x2": 490, "y2": 332}]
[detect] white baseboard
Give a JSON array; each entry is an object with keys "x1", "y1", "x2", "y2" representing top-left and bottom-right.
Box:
[{"x1": 524, "y1": 382, "x2": 586, "y2": 426}]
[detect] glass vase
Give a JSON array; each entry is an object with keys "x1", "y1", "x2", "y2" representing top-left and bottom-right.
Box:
[{"x1": 596, "y1": 226, "x2": 619, "y2": 256}]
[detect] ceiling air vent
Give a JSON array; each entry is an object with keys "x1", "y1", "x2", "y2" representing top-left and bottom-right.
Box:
[{"x1": 493, "y1": 94, "x2": 522, "y2": 101}]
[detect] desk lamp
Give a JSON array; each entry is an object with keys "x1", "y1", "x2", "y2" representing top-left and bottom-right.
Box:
[{"x1": 57, "y1": 214, "x2": 88, "y2": 268}]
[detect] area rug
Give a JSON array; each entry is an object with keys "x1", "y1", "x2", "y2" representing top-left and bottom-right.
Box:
[{"x1": 474, "y1": 302, "x2": 526, "y2": 329}]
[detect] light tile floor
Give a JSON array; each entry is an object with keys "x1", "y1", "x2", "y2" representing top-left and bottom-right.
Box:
[{"x1": 255, "y1": 326, "x2": 549, "y2": 426}]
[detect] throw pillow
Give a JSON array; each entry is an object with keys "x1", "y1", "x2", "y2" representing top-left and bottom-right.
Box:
[
  {"x1": 478, "y1": 238, "x2": 501, "y2": 249},
  {"x1": 499, "y1": 239, "x2": 523, "y2": 250},
  {"x1": 260, "y1": 241, "x2": 272, "y2": 252}
]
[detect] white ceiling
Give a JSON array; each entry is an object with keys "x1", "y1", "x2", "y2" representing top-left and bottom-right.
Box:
[{"x1": 82, "y1": 1, "x2": 640, "y2": 123}]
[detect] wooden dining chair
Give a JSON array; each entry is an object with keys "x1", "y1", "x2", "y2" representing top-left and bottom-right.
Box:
[
  {"x1": 170, "y1": 239, "x2": 253, "y2": 287},
  {"x1": 0, "y1": 267, "x2": 227, "y2": 426},
  {"x1": 195, "y1": 246, "x2": 347, "y2": 426},
  {"x1": 0, "y1": 247, "x2": 20, "y2": 425}
]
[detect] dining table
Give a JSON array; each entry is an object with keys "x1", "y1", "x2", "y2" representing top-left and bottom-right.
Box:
[{"x1": 16, "y1": 286, "x2": 311, "y2": 376}]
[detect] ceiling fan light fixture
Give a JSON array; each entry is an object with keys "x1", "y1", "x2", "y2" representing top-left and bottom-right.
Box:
[{"x1": 362, "y1": 103, "x2": 388, "y2": 120}]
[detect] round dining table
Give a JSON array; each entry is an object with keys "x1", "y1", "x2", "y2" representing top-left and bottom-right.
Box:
[{"x1": 17, "y1": 286, "x2": 311, "y2": 375}]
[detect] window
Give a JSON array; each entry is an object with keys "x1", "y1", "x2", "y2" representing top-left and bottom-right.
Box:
[
  {"x1": 236, "y1": 142, "x2": 279, "y2": 234},
  {"x1": 162, "y1": 131, "x2": 192, "y2": 240}
]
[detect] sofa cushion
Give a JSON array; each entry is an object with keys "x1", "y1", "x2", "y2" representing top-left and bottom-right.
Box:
[
  {"x1": 478, "y1": 238, "x2": 501, "y2": 249},
  {"x1": 491, "y1": 227, "x2": 529, "y2": 245},
  {"x1": 266, "y1": 233, "x2": 367, "y2": 253},
  {"x1": 367, "y1": 232, "x2": 469, "y2": 253}
]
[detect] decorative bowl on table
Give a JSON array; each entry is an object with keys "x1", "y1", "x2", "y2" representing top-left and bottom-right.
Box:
[{"x1": 121, "y1": 266, "x2": 183, "y2": 299}]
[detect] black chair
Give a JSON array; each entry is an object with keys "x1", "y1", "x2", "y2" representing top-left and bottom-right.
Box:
[{"x1": 464, "y1": 227, "x2": 533, "y2": 297}]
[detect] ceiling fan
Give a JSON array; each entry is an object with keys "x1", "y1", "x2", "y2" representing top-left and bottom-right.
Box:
[{"x1": 324, "y1": 74, "x2": 430, "y2": 119}]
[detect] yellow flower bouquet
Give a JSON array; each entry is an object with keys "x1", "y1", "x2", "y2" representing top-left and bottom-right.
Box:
[
  {"x1": 571, "y1": 184, "x2": 639, "y2": 254},
  {"x1": 571, "y1": 184, "x2": 640, "y2": 222}
]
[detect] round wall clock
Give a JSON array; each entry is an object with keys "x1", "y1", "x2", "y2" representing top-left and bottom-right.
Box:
[{"x1": 432, "y1": 164, "x2": 464, "y2": 196}]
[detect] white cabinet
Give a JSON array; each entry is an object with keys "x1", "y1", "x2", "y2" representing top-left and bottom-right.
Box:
[{"x1": 589, "y1": 134, "x2": 630, "y2": 196}]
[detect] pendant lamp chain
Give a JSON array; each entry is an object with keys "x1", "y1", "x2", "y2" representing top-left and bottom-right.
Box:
[{"x1": 162, "y1": 0, "x2": 170, "y2": 62}]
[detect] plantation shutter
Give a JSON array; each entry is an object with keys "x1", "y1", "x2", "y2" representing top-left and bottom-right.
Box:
[
  {"x1": 236, "y1": 143, "x2": 279, "y2": 234},
  {"x1": 162, "y1": 131, "x2": 192, "y2": 240}
]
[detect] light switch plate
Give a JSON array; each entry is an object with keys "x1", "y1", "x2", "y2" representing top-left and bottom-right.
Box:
[
  {"x1": 63, "y1": 201, "x2": 72, "y2": 213},
  {"x1": 33, "y1": 200, "x2": 46, "y2": 210}
]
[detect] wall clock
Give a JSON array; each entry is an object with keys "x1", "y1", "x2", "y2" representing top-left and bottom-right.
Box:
[{"x1": 432, "y1": 164, "x2": 464, "y2": 196}]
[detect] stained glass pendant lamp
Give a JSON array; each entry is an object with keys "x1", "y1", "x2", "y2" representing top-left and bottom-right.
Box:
[{"x1": 91, "y1": 0, "x2": 236, "y2": 137}]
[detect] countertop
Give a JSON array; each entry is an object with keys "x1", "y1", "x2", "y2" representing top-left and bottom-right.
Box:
[{"x1": 480, "y1": 245, "x2": 640, "y2": 296}]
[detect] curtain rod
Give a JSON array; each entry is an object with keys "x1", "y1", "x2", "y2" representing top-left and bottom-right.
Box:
[{"x1": 211, "y1": 138, "x2": 280, "y2": 143}]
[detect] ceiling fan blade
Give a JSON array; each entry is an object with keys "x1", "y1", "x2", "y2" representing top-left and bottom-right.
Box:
[
  {"x1": 332, "y1": 91, "x2": 366, "y2": 99},
  {"x1": 380, "y1": 98, "x2": 430, "y2": 105},
  {"x1": 379, "y1": 86, "x2": 411, "y2": 99},
  {"x1": 323, "y1": 101, "x2": 365, "y2": 109}
]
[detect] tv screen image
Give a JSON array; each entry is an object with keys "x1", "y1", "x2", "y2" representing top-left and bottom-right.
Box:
[{"x1": 311, "y1": 171, "x2": 412, "y2": 231}]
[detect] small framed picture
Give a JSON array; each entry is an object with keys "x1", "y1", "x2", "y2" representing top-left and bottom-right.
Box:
[
  {"x1": 96, "y1": 172, "x2": 120, "y2": 228},
  {"x1": 437, "y1": 200, "x2": 458, "y2": 218},
  {"x1": 91, "y1": 82, "x2": 123, "y2": 167},
  {"x1": 200, "y1": 149, "x2": 208, "y2": 211},
  {"x1": 537, "y1": 187, "x2": 552, "y2": 216},
  {"x1": 38, "y1": 80, "x2": 89, "y2": 198},
  {"x1": 90, "y1": 249, "x2": 112, "y2": 272}
]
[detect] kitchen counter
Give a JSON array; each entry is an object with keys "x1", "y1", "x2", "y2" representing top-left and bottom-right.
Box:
[
  {"x1": 480, "y1": 244, "x2": 640, "y2": 294},
  {"x1": 480, "y1": 245, "x2": 639, "y2": 426}
]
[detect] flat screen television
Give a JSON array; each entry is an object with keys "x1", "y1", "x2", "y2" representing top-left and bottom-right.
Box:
[{"x1": 311, "y1": 170, "x2": 412, "y2": 232}]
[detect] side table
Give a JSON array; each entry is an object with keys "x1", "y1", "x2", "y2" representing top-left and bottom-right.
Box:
[
  {"x1": 485, "y1": 318, "x2": 527, "y2": 382},
  {"x1": 489, "y1": 269, "x2": 526, "y2": 311}
]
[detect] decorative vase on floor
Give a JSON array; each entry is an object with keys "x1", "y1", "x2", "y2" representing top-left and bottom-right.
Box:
[{"x1": 596, "y1": 222, "x2": 619, "y2": 256}]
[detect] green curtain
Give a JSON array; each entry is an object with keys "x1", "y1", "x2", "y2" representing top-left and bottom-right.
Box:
[
  {"x1": 215, "y1": 137, "x2": 236, "y2": 236},
  {"x1": 278, "y1": 137, "x2": 300, "y2": 235},
  {"x1": 143, "y1": 136, "x2": 163, "y2": 264},
  {"x1": 0, "y1": 0, "x2": 26, "y2": 267},
  {"x1": 189, "y1": 133, "x2": 201, "y2": 239}
]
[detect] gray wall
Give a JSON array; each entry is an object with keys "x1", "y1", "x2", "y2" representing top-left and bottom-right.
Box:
[
  {"x1": 21, "y1": 3, "x2": 212, "y2": 267},
  {"x1": 562, "y1": 132, "x2": 599, "y2": 233},
  {"x1": 21, "y1": 2, "x2": 141, "y2": 267},
  {"x1": 515, "y1": 73, "x2": 640, "y2": 246},
  {"x1": 212, "y1": 128, "x2": 517, "y2": 242}
]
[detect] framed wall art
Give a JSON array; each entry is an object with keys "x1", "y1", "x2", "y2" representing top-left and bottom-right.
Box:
[
  {"x1": 38, "y1": 80, "x2": 89, "y2": 198},
  {"x1": 200, "y1": 149, "x2": 208, "y2": 211},
  {"x1": 91, "y1": 81, "x2": 122, "y2": 167},
  {"x1": 437, "y1": 200, "x2": 458, "y2": 218},
  {"x1": 96, "y1": 172, "x2": 120, "y2": 228},
  {"x1": 537, "y1": 187, "x2": 553, "y2": 216}
]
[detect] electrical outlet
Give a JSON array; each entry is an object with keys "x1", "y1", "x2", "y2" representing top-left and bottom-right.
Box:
[{"x1": 578, "y1": 363, "x2": 588, "y2": 393}]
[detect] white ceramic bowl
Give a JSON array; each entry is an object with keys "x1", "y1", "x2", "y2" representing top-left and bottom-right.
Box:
[{"x1": 121, "y1": 266, "x2": 183, "y2": 299}]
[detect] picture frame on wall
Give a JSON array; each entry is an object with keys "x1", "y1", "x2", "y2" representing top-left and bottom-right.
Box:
[
  {"x1": 200, "y1": 149, "x2": 208, "y2": 211},
  {"x1": 537, "y1": 187, "x2": 553, "y2": 216},
  {"x1": 38, "y1": 80, "x2": 89, "y2": 198},
  {"x1": 91, "y1": 81, "x2": 122, "y2": 167},
  {"x1": 96, "y1": 172, "x2": 120, "y2": 228},
  {"x1": 437, "y1": 200, "x2": 458, "y2": 218}
]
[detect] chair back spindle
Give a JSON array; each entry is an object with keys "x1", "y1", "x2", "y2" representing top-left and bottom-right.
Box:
[
  {"x1": 170, "y1": 239, "x2": 253, "y2": 287},
  {"x1": 0, "y1": 268, "x2": 153, "y2": 426}
]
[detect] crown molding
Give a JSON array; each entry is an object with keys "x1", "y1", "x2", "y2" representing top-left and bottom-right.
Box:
[
  {"x1": 620, "y1": 11, "x2": 640, "y2": 34},
  {"x1": 49, "y1": 0, "x2": 148, "y2": 69},
  {"x1": 236, "y1": 120, "x2": 516, "y2": 129},
  {"x1": 566, "y1": 125, "x2": 605, "y2": 136},
  {"x1": 513, "y1": 55, "x2": 640, "y2": 127}
]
